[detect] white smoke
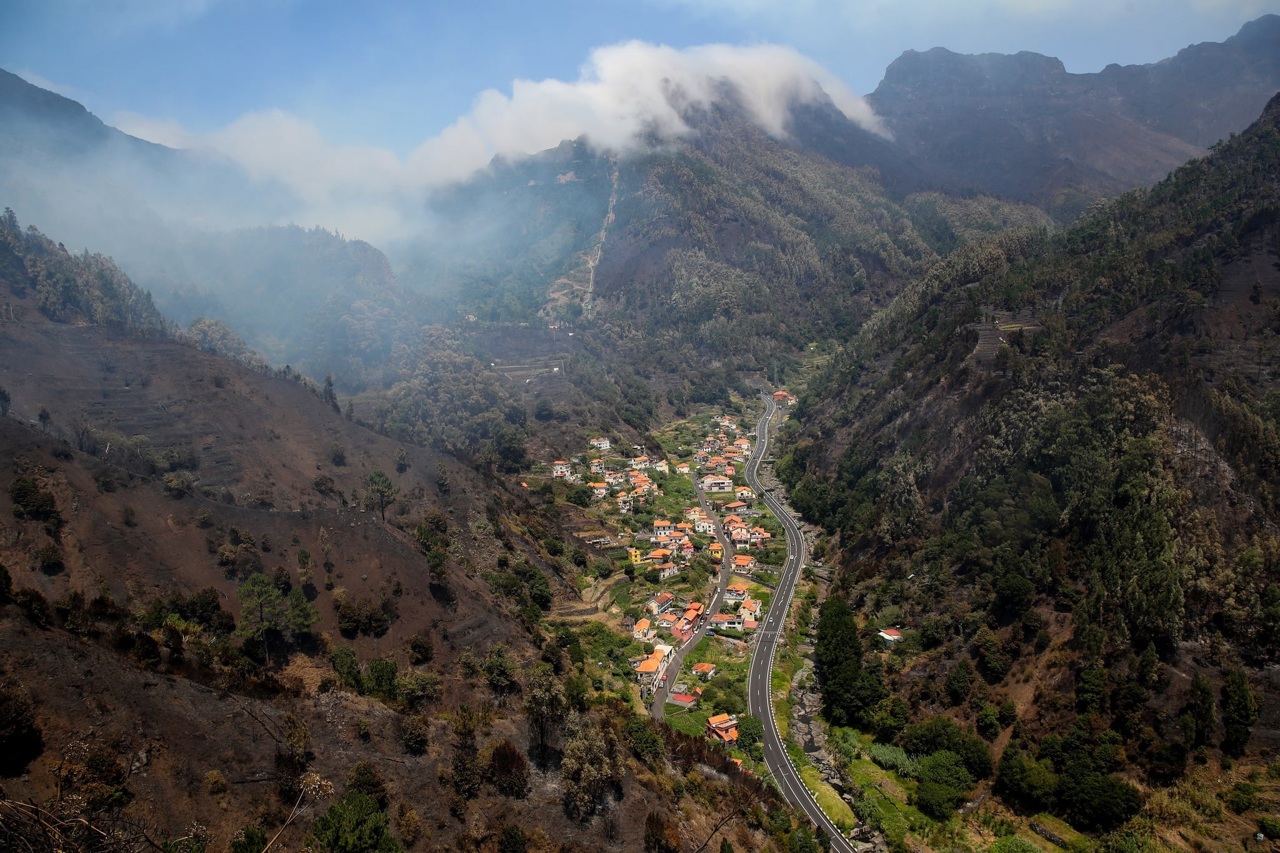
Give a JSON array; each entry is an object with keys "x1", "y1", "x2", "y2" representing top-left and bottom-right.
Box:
[{"x1": 113, "y1": 41, "x2": 885, "y2": 241}]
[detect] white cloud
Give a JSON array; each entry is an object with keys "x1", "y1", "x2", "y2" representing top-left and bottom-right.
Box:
[
  {"x1": 406, "y1": 41, "x2": 886, "y2": 184},
  {"x1": 108, "y1": 41, "x2": 884, "y2": 241}
]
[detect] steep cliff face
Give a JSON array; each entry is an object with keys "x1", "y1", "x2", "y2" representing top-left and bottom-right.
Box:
[{"x1": 869, "y1": 15, "x2": 1280, "y2": 220}]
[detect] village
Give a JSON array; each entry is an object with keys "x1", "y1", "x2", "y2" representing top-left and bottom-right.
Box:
[{"x1": 532, "y1": 402, "x2": 794, "y2": 753}]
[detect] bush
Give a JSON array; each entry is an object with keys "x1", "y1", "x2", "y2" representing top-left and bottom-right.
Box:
[
  {"x1": 1259, "y1": 816, "x2": 1280, "y2": 840},
  {"x1": 913, "y1": 751, "x2": 973, "y2": 820},
  {"x1": 488, "y1": 737, "x2": 531, "y2": 798},
  {"x1": 204, "y1": 769, "x2": 228, "y2": 794},
  {"x1": 1223, "y1": 781, "x2": 1259, "y2": 814},
  {"x1": 309, "y1": 791, "x2": 402, "y2": 853},
  {"x1": 408, "y1": 633, "x2": 433, "y2": 665},
  {"x1": 401, "y1": 715, "x2": 429, "y2": 756},
  {"x1": 900, "y1": 716, "x2": 992, "y2": 779},
  {"x1": 868, "y1": 743, "x2": 920, "y2": 778},
  {"x1": 13, "y1": 588, "x2": 51, "y2": 628},
  {"x1": 346, "y1": 761, "x2": 390, "y2": 809}
]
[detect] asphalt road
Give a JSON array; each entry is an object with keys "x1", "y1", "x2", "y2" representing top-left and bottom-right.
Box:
[{"x1": 744, "y1": 396, "x2": 856, "y2": 853}]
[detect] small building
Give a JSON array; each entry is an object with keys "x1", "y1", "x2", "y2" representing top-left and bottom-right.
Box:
[
  {"x1": 725, "y1": 582, "x2": 749, "y2": 602},
  {"x1": 706, "y1": 713, "x2": 739, "y2": 744},
  {"x1": 878, "y1": 628, "x2": 904, "y2": 644},
  {"x1": 551, "y1": 460, "x2": 571, "y2": 478},
  {"x1": 700, "y1": 475, "x2": 734, "y2": 493},
  {"x1": 633, "y1": 618, "x2": 654, "y2": 641},
  {"x1": 590, "y1": 437, "x2": 612, "y2": 450},
  {"x1": 708, "y1": 541, "x2": 724, "y2": 559},
  {"x1": 735, "y1": 486, "x2": 756, "y2": 501},
  {"x1": 692, "y1": 662, "x2": 717, "y2": 680},
  {"x1": 645, "y1": 591, "x2": 676, "y2": 615},
  {"x1": 732, "y1": 554, "x2": 756, "y2": 574},
  {"x1": 711, "y1": 613, "x2": 743, "y2": 631}
]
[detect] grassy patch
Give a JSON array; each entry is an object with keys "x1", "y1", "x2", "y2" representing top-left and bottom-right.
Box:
[
  {"x1": 798, "y1": 764, "x2": 858, "y2": 831},
  {"x1": 666, "y1": 707, "x2": 712, "y2": 738},
  {"x1": 772, "y1": 656, "x2": 795, "y2": 739},
  {"x1": 746, "y1": 582, "x2": 774, "y2": 611}
]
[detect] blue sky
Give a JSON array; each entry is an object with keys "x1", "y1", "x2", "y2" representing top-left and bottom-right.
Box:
[{"x1": 3, "y1": 0, "x2": 1274, "y2": 155}]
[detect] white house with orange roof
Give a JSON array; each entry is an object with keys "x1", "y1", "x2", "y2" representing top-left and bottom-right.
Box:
[
  {"x1": 551, "y1": 460, "x2": 570, "y2": 478},
  {"x1": 590, "y1": 437, "x2": 611, "y2": 451},
  {"x1": 701, "y1": 475, "x2": 734, "y2": 492},
  {"x1": 632, "y1": 618, "x2": 655, "y2": 641},
  {"x1": 732, "y1": 553, "x2": 756, "y2": 574}
]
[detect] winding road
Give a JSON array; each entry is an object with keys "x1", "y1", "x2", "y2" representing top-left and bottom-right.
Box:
[{"x1": 744, "y1": 396, "x2": 856, "y2": 852}]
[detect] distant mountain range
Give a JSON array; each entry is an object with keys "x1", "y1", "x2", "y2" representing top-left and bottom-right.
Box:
[{"x1": 870, "y1": 14, "x2": 1280, "y2": 219}]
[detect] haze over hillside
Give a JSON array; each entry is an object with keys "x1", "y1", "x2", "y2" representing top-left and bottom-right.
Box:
[{"x1": 4, "y1": 10, "x2": 1280, "y2": 853}]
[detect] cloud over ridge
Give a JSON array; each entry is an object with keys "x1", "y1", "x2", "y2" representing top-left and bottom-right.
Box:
[{"x1": 114, "y1": 41, "x2": 883, "y2": 240}]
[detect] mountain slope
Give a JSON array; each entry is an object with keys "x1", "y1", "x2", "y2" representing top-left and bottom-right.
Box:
[
  {"x1": 777, "y1": 92, "x2": 1280, "y2": 847},
  {"x1": 0, "y1": 211, "x2": 820, "y2": 853},
  {"x1": 870, "y1": 14, "x2": 1280, "y2": 220}
]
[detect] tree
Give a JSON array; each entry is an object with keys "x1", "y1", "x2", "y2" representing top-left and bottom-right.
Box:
[
  {"x1": 37, "y1": 406, "x2": 50, "y2": 433},
  {"x1": 483, "y1": 644, "x2": 518, "y2": 698},
  {"x1": 913, "y1": 751, "x2": 973, "y2": 820},
  {"x1": 308, "y1": 791, "x2": 402, "y2": 853},
  {"x1": 1183, "y1": 674, "x2": 1217, "y2": 748},
  {"x1": 488, "y1": 737, "x2": 531, "y2": 798},
  {"x1": 365, "y1": 470, "x2": 399, "y2": 522},
  {"x1": 737, "y1": 714, "x2": 764, "y2": 751},
  {"x1": 237, "y1": 573, "x2": 285, "y2": 666},
  {"x1": 0, "y1": 385, "x2": 9, "y2": 417},
  {"x1": 524, "y1": 663, "x2": 566, "y2": 761},
  {"x1": 1221, "y1": 669, "x2": 1258, "y2": 756},
  {"x1": 561, "y1": 713, "x2": 618, "y2": 821}
]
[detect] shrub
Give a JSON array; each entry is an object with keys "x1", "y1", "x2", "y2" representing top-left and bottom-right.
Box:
[
  {"x1": 488, "y1": 738, "x2": 531, "y2": 798},
  {"x1": 408, "y1": 633, "x2": 433, "y2": 665},
  {"x1": 309, "y1": 791, "x2": 402, "y2": 853},
  {"x1": 346, "y1": 761, "x2": 390, "y2": 809},
  {"x1": 395, "y1": 803, "x2": 422, "y2": 846},
  {"x1": 401, "y1": 715, "x2": 429, "y2": 756},
  {"x1": 204, "y1": 769, "x2": 228, "y2": 794},
  {"x1": 868, "y1": 743, "x2": 920, "y2": 778},
  {"x1": 913, "y1": 751, "x2": 973, "y2": 821}
]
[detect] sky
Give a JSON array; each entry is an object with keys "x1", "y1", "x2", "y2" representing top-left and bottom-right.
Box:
[{"x1": 1, "y1": 0, "x2": 1275, "y2": 239}]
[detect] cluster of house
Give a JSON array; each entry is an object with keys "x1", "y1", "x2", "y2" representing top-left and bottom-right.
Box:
[
  {"x1": 709, "y1": 582, "x2": 763, "y2": 633},
  {"x1": 694, "y1": 423, "x2": 752, "y2": 484},
  {"x1": 635, "y1": 581, "x2": 766, "y2": 643},
  {"x1": 550, "y1": 436, "x2": 683, "y2": 515},
  {"x1": 628, "y1": 642, "x2": 675, "y2": 688},
  {"x1": 636, "y1": 591, "x2": 708, "y2": 644}
]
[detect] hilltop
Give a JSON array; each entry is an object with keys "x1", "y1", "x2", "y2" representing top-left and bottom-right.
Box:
[{"x1": 870, "y1": 15, "x2": 1280, "y2": 220}]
